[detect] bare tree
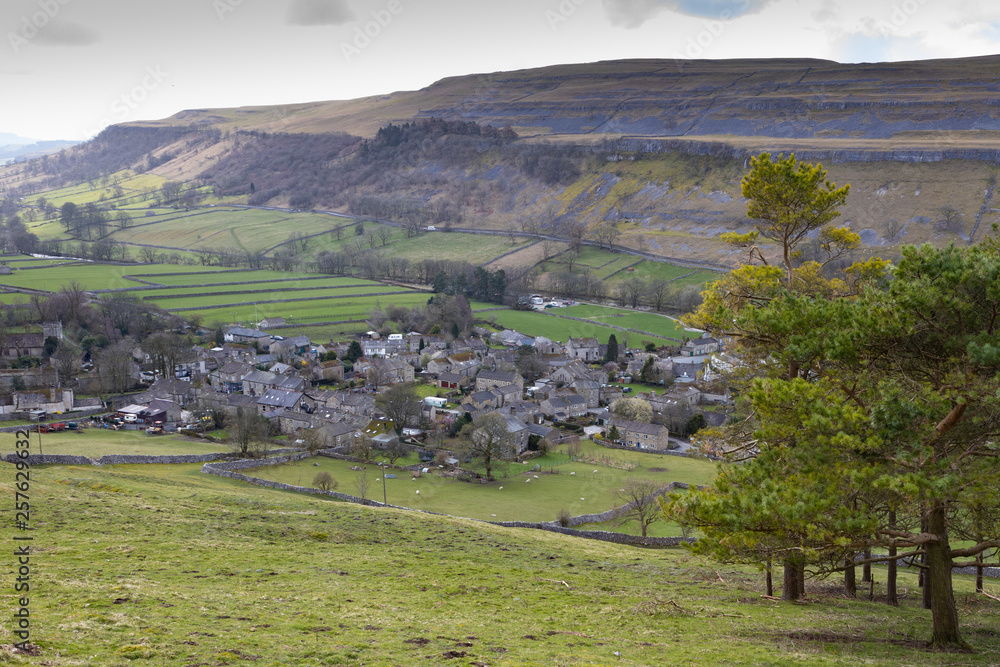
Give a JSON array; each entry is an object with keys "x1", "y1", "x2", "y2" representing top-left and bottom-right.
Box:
[
  {"x1": 459, "y1": 412, "x2": 516, "y2": 481},
  {"x1": 354, "y1": 467, "x2": 371, "y2": 504},
  {"x1": 613, "y1": 478, "x2": 667, "y2": 537},
  {"x1": 377, "y1": 226, "x2": 392, "y2": 246},
  {"x1": 96, "y1": 337, "x2": 135, "y2": 394},
  {"x1": 374, "y1": 383, "x2": 422, "y2": 436},
  {"x1": 230, "y1": 407, "x2": 271, "y2": 457},
  {"x1": 617, "y1": 276, "x2": 644, "y2": 308}
]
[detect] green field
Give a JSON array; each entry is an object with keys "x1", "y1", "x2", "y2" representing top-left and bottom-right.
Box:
[
  {"x1": 3, "y1": 460, "x2": 997, "y2": 664},
  {"x1": 484, "y1": 309, "x2": 633, "y2": 345},
  {"x1": 147, "y1": 285, "x2": 408, "y2": 310},
  {"x1": 380, "y1": 232, "x2": 533, "y2": 265},
  {"x1": 604, "y1": 261, "x2": 721, "y2": 288},
  {"x1": 120, "y1": 276, "x2": 379, "y2": 295},
  {"x1": 106, "y1": 208, "x2": 343, "y2": 252},
  {"x1": 23, "y1": 171, "x2": 172, "y2": 208},
  {"x1": 561, "y1": 304, "x2": 689, "y2": 338},
  {"x1": 247, "y1": 441, "x2": 718, "y2": 523},
  {"x1": 0, "y1": 262, "x2": 235, "y2": 292},
  {"x1": 186, "y1": 291, "x2": 435, "y2": 328},
  {"x1": 0, "y1": 429, "x2": 229, "y2": 458}
]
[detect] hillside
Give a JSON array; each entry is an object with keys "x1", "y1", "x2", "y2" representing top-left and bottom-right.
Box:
[
  {"x1": 3, "y1": 56, "x2": 1000, "y2": 269},
  {"x1": 2, "y1": 459, "x2": 998, "y2": 664}
]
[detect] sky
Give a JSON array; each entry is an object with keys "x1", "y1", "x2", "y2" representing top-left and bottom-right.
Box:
[{"x1": 2, "y1": 0, "x2": 999, "y2": 141}]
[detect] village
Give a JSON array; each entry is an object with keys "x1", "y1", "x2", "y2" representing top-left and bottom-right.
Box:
[{"x1": 5, "y1": 313, "x2": 733, "y2": 469}]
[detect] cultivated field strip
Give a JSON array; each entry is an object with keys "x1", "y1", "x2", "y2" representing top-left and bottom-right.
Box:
[
  {"x1": 141, "y1": 285, "x2": 412, "y2": 305},
  {"x1": 166, "y1": 290, "x2": 421, "y2": 312}
]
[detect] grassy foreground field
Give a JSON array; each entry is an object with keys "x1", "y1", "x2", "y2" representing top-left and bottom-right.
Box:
[{"x1": 1, "y1": 461, "x2": 998, "y2": 665}]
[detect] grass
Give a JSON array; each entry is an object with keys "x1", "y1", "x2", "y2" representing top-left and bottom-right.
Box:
[
  {"x1": 2, "y1": 459, "x2": 998, "y2": 664},
  {"x1": 247, "y1": 440, "x2": 718, "y2": 523},
  {"x1": 0, "y1": 262, "x2": 233, "y2": 292},
  {"x1": 106, "y1": 208, "x2": 343, "y2": 252},
  {"x1": 379, "y1": 232, "x2": 533, "y2": 265},
  {"x1": 146, "y1": 285, "x2": 408, "y2": 310},
  {"x1": 0, "y1": 428, "x2": 229, "y2": 458},
  {"x1": 604, "y1": 261, "x2": 722, "y2": 287},
  {"x1": 187, "y1": 291, "x2": 434, "y2": 326},
  {"x1": 561, "y1": 304, "x2": 689, "y2": 339},
  {"x1": 484, "y1": 309, "x2": 633, "y2": 345}
]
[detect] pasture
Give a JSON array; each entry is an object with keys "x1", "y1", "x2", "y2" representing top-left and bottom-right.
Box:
[
  {"x1": 379, "y1": 232, "x2": 534, "y2": 265},
  {"x1": 483, "y1": 305, "x2": 688, "y2": 344},
  {"x1": 0, "y1": 262, "x2": 235, "y2": 292},
  {"x1": 4, "y1": 460, "x2": 997, "y2": 664},
  {"x1": 1, "y1": 428, "x2": 229, "y2": 458},
  {"x1": 106, "y1": 208, "x2": 344, "y2": 253},
  {"x1": 248, "y1": 440, "x2": 718, "y2": 524},
  {"x1": 484, "y1": 309, "x2": 631, "y2": 344},
  {"x1": 560, "y1": 304, "x2": 689, "y2": 339}
]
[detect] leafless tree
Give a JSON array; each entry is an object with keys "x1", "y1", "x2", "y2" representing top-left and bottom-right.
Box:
[
  {"x1": 230, "y1": 407, "x2": 271, "y2": 457},
  {"x1": 459, "y1": 412, "x2": 517, "y2": 481},
  {"x1": 374, "y1": 383, "x2": 422, "y2": 435},
  {"x1": 96, "y1": 337, "x2": 135, "y2": 394},
  {"x1": 613, "y1": 478, "x2": 667, "y2": 537},
  {"x1": 377, "y1": 225, "x2": 392, "y2": 246}
]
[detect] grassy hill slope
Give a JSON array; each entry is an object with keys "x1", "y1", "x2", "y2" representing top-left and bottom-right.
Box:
[{"x1": 2, "y1": 461, "x2": 998, "y2": 665}]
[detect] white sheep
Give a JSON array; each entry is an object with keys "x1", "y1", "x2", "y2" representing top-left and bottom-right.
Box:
[
  {"x1": 570, "y1": 472, "x2": 576, "y2": 476},
  {"x1": 525, "y1": 479, "x2": 531, "y2": 483},
  {"x1": 415, "y1": 490, "x2": 420, "y2": 495},
  {"x1": 499, "y1": 486, "x2": 503, "y2": 490}
]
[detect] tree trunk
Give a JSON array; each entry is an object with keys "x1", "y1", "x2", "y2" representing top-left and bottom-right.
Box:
[
  {"x1": 887, "y1": 545, "x2": 898, "y2": 606},
  {"x1": 862, "y1": 548, "x2": 872, "y2": 583},
  {"x1": 925, "y1": 501, "x2": 968, "y2": 650},
  {"x1": 887, "y1": 510, "x2": 898, "y2": 606},
  {"x1": 797, "y1": 560, "x2": 806, "y2": 599},
  {"x1": 844, "y1": 556, "x2": 857, "y2": 598},
  {"x1": 976, "y1": 552, "x2": 984, "y2": 594},
  {"x1": 765, "y1": 557, "x2": 773, "y2": 597},
  {"x1": 781, "y1": 559, "x2": 799, "y2": 601}
]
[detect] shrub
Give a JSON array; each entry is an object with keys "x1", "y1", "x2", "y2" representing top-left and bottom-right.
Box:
[
  {"x1": 557, "y1": 508, "x2": 572, "y2": 527},
  {"x1": 313, "y1": 471, "x2": 337, "y2": 491}
]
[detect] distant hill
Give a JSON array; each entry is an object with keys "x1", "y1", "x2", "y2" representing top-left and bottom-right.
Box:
[
  {"x1": 0, "y1": 139, "x2": 79, "y2": 165},
  {"x1": 0, "y1": 132, "x2": 35, "y2": 145},
  {"x1": 4, "y1": 56, "x2": 1000, "y2": 268},
  {"x1": 136, "y1": 56, "x2": 1000, "y2": 145}
]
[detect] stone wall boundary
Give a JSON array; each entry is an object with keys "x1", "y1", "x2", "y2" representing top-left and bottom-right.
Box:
[{"x1": 201, "y1": 453, "x2": 697, "y2": 549}]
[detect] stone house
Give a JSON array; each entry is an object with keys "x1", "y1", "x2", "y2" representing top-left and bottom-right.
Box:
[
  {"x1": 565, "y1": 337, "x2": 602, "y2": 363},
  {"x1": 271, "y1": 335, "x2": 313, "y2": 359},
  {"x1": 256, "y1": 389, "x2": 304, "y2": 416},
  {"x1": 540, "y1": 394, "x2": 588, "y2": 420},
  {"x1": 608, "y1": 418, "x2": 670, "y2": 450},
  {"x1": 224, "y1": 327, "x2": 272, "y2": 350},
  {"x1": 682, "y1": 334, "x2": 721, "y2": 356},
  {"x1": 475, "y1": 369, "x2": 524, "y2": 392},
  {"x1": 2, "y1": 333, "x2": 45, "y2": 360}
]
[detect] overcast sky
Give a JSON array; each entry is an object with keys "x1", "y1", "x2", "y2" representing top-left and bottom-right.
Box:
[{"x1": 3, "y1": 0, "x2": 1000, "y2": 140}]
